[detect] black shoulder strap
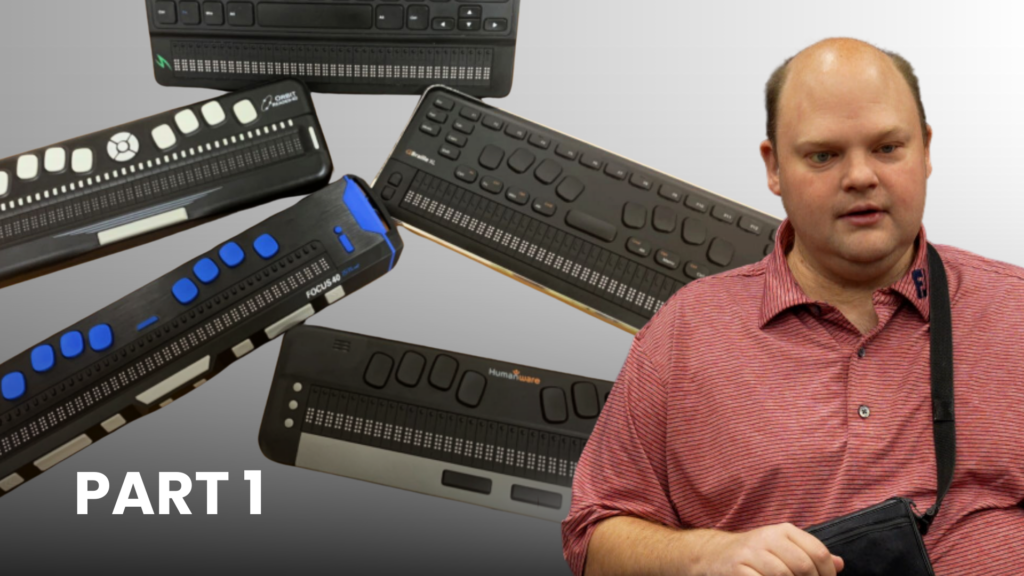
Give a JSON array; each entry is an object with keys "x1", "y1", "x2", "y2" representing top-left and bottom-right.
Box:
[{"x1": 919, "y1": 244, "x2": 955, "y2": 535}]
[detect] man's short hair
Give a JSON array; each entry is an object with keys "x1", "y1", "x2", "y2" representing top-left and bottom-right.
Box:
[{"x1": 764, "y1": 41, "x2": 929, "y2": 147}]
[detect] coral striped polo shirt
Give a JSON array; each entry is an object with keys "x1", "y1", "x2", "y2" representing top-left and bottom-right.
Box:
[{"x1": 562, "y1": 221, "x2": 1024, "y2": 575}]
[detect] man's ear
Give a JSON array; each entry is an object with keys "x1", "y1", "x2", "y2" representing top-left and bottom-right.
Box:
[
  {"x1": 760, "y1": 139, "x2": 782, "y2": 197},
  {"x1": 924, "y1": 124, "x2": 933, "y2": 178}
]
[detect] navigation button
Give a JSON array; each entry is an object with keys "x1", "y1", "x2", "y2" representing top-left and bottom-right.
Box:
[
  {"x1": 31, "y1": 345, "x2": 55, "y2": 373},
  {"x1": 16, "y1": 155, "x2": 39, "y2": 180},
  {"x1": 682, "y1": 217, "x2": 708, "y2": 245},
  {"x1": 172, "y1": 278, "x2": 199, "y2": 305},
  {"x1": 0, "y1": 172, "x2": 7, "y2": 196},
  {"x1": 708, "y1": 238, "x2": 735, "y2": 266},
  {"x1": 442, "y1": 470, "x2": 491, "y2": 494},
  {"x1": 572, "y1": 382, "x2": 601, "y2": 418},
  {"x1": 88, "y1": 324, "x2": 114, "y2": 352},
  {"x1": 652, "y1": 206, "x2": 677, "y2": 233},
  {"x1": 566, "y1": 210, "x2": 617, "y2": 242},
  {"x1": 507, "y1": 148, "x2": 536, "y2": 173},
  {"x1": 71, "y1": 148, "x2": 93, "y2": 174},
  {"x1": 60, "y1": 331, "x2": 85, "y2": 359},
  {"x1": 458, "y1": 18, "x2": 481, "y2": 31},
  {"x1": 106, "y1": 132, "x2": 139, "y2": 163},
  {"x1": 457, "y1": 371, "x2": 486, "y2": 408},
  {"x1": 233, "y1": 99, "x2": 258, "y2": 125},
  {"x1": 623, "y1": 202, "x2": 647, "y2": 229},
  {"x1": 151, "y1": 124, "x2": 177, "y2": 150},
  {"x1": 484, "y1": 18, "x2": 508, "y2": 31},
  {"x1": 429, "y1": 355, "x2": 459, "y2": 391},
  {"x1": 193, "y1": 258, "x2": 220, "y2": 284},
  {"x1": 626, "y1": 237, "x2": 652, "y2": 257},
  {"x1": 254, "y1": 234, "x2": 279, "y2": 259},
  {"x1": 44, "y1": 148, "x2": 66, "y2": 173},
  {"x1": 174, "y1": 109, "x2": 200, "y2": 135},
  {"x1": 511, "y1": 485, "x2": 562, "y2": 509},
  {"x1": 534, "y1": 159, "x2": 563, "y2": 185},
  {"x1": 555, "y1": 177, "x2": 585, "y2": 202},
  {"x1": 364, "y1": 353, "x2": 394, "y2": 389},
  {"x1": 2, "y1": 372, "x2": 26, "y2": 401},
  {"x1": 655, "y1": 249, "x2": 681, "y2": 270},
  {"x1": 541, "y1": 387, "x2": 568, "y2": 423},
  {"x1": 479, "y1": 145, "x2": 505, "y2": 170},
  {"x1": 219, "y1": 241, "x2": 245, "y2": 268},
  {"x1": 396, "y1": 352, "x2": 426, "y2": 386},
  {"x1": 201, "y1": 101, "x2": 226, "y2": 126},
  {"x1": 459, "y1": 5, "x2": 482, "y2": 18}
]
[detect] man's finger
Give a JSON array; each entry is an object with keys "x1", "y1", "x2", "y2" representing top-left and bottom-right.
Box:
[
  {"x1": 784, "y1": 526, "x2": 837, "y2": 576},
  {"x1": 746, "y1": 549, "x2": 796, "y2": 576}
]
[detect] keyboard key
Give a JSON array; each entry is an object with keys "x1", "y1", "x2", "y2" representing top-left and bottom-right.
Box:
[
  {"x1": 193, "y1": 258, "x2": 220, "y2": 284},
  {"x1": 480, "y1": 177, "x2": 504, "y2": 194},
  {"x1": 432, "y1": 17, "x2": 455, "y2": 30},
  {"x1": 452, "y1": 119, "x2": 475, "y2": 134},
  {"x1": 652, "y1": 206, "x2": 677, "y2": 233},
  {"x1": 506, "y1": 189, "x2": 529, "y2": 205},
  {"x1": 253, "y1": 234, "x2": 280, "y2": 259},
  {"x1": 623, "y1": 203, "x2": 647, "y2": 229},
  {"x1": 455, "y1": 165, "x2": 478, "y2": 183},
  {"x1": 381, "y1": 187, "x2": 397, "y2": 201},
  {"x1": 685, "y1": 194, "x2": 710, "y2": 213},
  {"x1": 201, "y1": 101, "x2": 226, "y2": 126},
  {"x1": 419, "y1": 121, "x2": 441, "y2": 136},
  {"x1": 507, "y1": 148, "x2": 536, "y2": 173},
  {"x1": 655, "y1": 249, "x2": 681, "y2": 270},
  {"x1": 528, "y1": 133, "x2": 551, "y2": 149},
  {"x1": 388, "y1": 173, "x2": 403, "y2": 187},
  {"x1": 174, "y1": 109, "x2": 200, "y2": 134},
  {"x1": 580, "y1": 154, "x2": 603, "y2": 170},
  {"x1": 227, "y1": 2, "x2": 255, "y2": 26},
  {"x1": 0, "y1": 172, "x2": 6, "y2": 196},
  {"x1": 565, "y1": 210, "x2": 617, "y2": 243},
  {"x1": 682, "y1": 218, "x2": 708, "y2": 245},
  {"x1": 626, "y1": 237, "x2": 652, "y2": 257},
  {"x1": 708, "y1": 238, "x2": 735, "y2": 266},
  {"x1": 439, "y1": 144, "x2": 460, "y2": 160},
  {"x1": 71, "y1": 148, "x2": 93, "y2": 174},
  {"x1": 31, "y1": 345, "x2": 55, "y2": 373},
  {"x1": 457, "y1": 371, "x2": 487, "y2": 408},
  {"x1": 428, "y1": 355, "x2": 459, "y2": 391},
  {"x1": 604, "y1": 163, "x2": 628, "y2": 180},
  {"x1": 233, "y1": 99, "x2": 258, "y2": 124},
  {"x1": 478, "y1": 145, "x2": 505, "y2": 170},
  {"x1": 532, "y1": 200, "x2": 557, "y2": 217},
  {"x1": 180, "y1": 1, "x2": 201, "y2": 24},
  {"x1": 484, "y1": 18, "x2": 508, "y2": 32},
  {"x1": 432, "y1": 95, "x2": 455, "y2": 111},
  {"x1": 534, "y1": 159, "x2": 563, "y2": 185},
  {"x1": 364, "y1": 353, "x2": 394, "y2": 389},
  {"x1": 219, "y1": 241, "x2": 245, "y2": 268},
  {"x1": 685, "y1": 261, "x2": 710, "y2": 279},
  {"x1": 505, "y1": 124, "x2": 528, "y2": 140},
  {"x1": 770, "y1": 228, "x2": 778, "y2": 241},
  {"x1": 459, "y1": 5, "x2": 482, "y2": 18},
  {"x1": 458, "y1": 19, "x2": 481, "y2": 31},
  {"x1": 739, "y1": 216, "x2": 765, "y2": 235},
  {"x1": 203, "y1": 2, "x2": 224, "y2": 25},
  {"x1": 555, "y1": 177, "x2": 585, "y2": 202},
  {"x1": 426, "y1": 109, "x2": 448, "y2": 123},
  {"x1": 712, "y1": 205, "x2": 738, "y2": 224},
  {"x1": 407, "y1": 5, "x2": 429, "y2": 30},
  {"x1": 556, "y1": 144, "x2": 579, "y2": 160},
  {"x1": 541, "y1": 387, "x2": 568, "y2": 424},
  {"x1": 659, "y1": 184, "x2": 683, "y2": 203},
  {"x1": 42, "y1": 147, "x2": 66, "y2": 173},
  {"x1": 482, "y1": 115, "x2": 504, "y2": 131},
  {"x1": 629, "y1": 173, "x2": 653, "y2": 190},
  {"x1": 376, "y1": 5, "x2": 404, "y2": 29},
  {"x1": 60, "y1": 331, "x2": 84, "y2": 359},
  {"x1": 511, "y1": 485, "x2": 562, "y2": 509},
  {"x1": 172, "y1": 278, "x2": 200, "y2": 305},
  {"x1": 154, "y1": 1, "x2": 176, "y2": 24},
  {"x1": 1, "y1": 372, "x2": 26, "y2": 401},
  {"x1": 396, "y1": 352, "x2": 426, "y2": 386},
  {"x1": 16, "y1": 155, "x2": 39, "y2": 180},
  {"x1": 151, "y1": 124, "x2": 177, "y2": 150},
  {"x1": 88, "y1": 324, "x2": 114, "y2": 352},
  {"x1": 460, "y1": 107, "x2": 481, "y2": 122},
  {"x1": 442, "y1": 470, "x2": 491, "y2": 494},
  {"x1": 445, "y1": 133, "x2": 467, "y2": 147}
]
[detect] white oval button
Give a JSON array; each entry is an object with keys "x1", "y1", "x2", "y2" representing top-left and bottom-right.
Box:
[
  {"x1": 152, "y1": 124, "x2": 177, "y2": 150},
  {"x1": 233, "y1": 99, "x2": 258, "y2": 125},
  {"x1": 71, "y1": 148, "x2": 93, "y2": 174},
  {"x1": 0, "y1": 171, "x2": 8, "y2": 196},
  {"x1": 44, "y1": 148, "x2": 67, "y2": 173},
  {"x1": 16, "y1": 155, "x2": 39, "y2": 180},
  {"x1": 201, "y1": 101, "x2": 226, "y2": 126},
  {"x1": 174, "y1": 109, "x2": 200, "y2": 134}
]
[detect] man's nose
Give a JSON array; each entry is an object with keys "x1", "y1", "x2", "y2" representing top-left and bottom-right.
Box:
[{"x1": 841, "y1": 150, "x2": 879, "y2": 193}]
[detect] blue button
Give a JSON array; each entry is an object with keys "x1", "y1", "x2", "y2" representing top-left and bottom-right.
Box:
[
  {"x1": 334, "y1": 226, "x2": 343, "y2": 235},
  {"x1": 31, "y1": 345, "x2": 56, "y2": 373},
  {"x1": 2, "y1": 372, "x2": 26, "y2": 401},
  {"x1": 340, "y1": 235, "x2": 355, "y2": 253},
  {"x1": 172, "y1": 278, "x2": 199, "y2": 305},
  {"x1": 193, "y1": 258, "x2": 220, "y2": 284},
  {"x1": 60, "y1": 331, "x2": 85, "y2": 358},
  {"x1": 254, "y1": 234, "x2": 279, "y2": 259},
  {"x1": 89, "y1": 324, "x2": 114, "y2": 352},
  {"x1": 137, "y1": 316, "x2": 159, "y2": 331},
  {"x1": 219, "y1": 242, "x2": 245, "y2": 268}
]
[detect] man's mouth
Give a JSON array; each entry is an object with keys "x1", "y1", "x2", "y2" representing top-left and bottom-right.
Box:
[{"x1": 840, "y1": 204, "x2": 885, "y2": 225}]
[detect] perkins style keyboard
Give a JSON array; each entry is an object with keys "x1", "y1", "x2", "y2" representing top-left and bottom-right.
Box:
[
  {"x1": 259, "y1": 326, "x2": 612, "y2": 522},
  {"x1": 146, "y1": 0, "x2": 520, "y2": 97},
  {"x1": 0, "y1": 177, "x2": 402, "y2": 499},
  {"x1": 370, "y1": 86, "x2": 782, "y2": 333},
  {"x1": 0, "y1": 80, "x2": 331, "y2": 284}
]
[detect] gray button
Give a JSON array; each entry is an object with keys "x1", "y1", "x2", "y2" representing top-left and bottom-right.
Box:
[
  {"x1": 858, "y1": 405, "x2": 871, "y2": 419},
  {"x1": 857, "y1": 347, "x2": 866, "y2": 358}
]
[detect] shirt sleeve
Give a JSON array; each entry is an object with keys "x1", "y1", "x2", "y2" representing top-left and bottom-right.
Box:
[{"x1": 561, "y1": 330, "x2": 680, "y2": 576}]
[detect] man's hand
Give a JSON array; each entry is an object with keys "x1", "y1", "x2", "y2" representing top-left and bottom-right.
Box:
[{"x1": 696, "y1": 523, "x2": 844, "y2": 576}]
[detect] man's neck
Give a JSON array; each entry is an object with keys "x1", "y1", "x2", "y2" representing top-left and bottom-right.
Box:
[{"x1": 786, "y1": 236, "x2": 917, "y2": 334}]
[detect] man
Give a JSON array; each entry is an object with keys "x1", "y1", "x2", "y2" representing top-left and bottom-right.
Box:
[{"x1": 562, "y1": 38, "x2": 1024, "y2": 576}]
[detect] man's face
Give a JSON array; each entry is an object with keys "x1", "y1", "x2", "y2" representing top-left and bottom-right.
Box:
[{"x1": 761, "y1": 47, "x2": 932, "y2": 270}]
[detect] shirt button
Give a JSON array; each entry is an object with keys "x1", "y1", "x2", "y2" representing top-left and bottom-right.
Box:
[
  {"x1": 857, "y1": 347, "x2": 866, "y2": 358},
  {"x1": 859, "y1": 405, "x2": 871, "y2": 419}
]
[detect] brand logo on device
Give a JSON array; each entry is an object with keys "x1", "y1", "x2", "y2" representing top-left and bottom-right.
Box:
[
  {"x1": 262, "y1": 91, "x2": 299, "y2": 112},
  {"x1": 405, "y1": 149, "x2": 436, "y2": 167},
  {"x1": 487, "y1": 368, "x2": 542, "y2": 385},
  {"x1": 155, "y1": 54, "x2": 172, "y2": 70}
]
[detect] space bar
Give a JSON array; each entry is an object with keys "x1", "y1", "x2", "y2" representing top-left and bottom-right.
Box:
[
  {"x1": 258, "y1": 4, "x2": 374, "y2": 29},
  {"x1": 565, "y1": 210, "x2": 618, "y2": 243}
]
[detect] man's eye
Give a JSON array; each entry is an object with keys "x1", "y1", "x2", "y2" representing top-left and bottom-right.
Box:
[
  {"x1": 879, "y1": 144, "x2": 897, "y2": 154},
  {"x1": 811, "y1": 152, "x2": 832, "y2": 163}
]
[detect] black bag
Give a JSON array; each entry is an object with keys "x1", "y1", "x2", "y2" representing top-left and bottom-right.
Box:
[{"x1": 806, "y1": 244, "x2": 955, "y2": 576}]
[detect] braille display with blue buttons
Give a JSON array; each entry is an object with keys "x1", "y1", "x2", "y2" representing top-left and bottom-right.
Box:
[{"x1": 0, "y1": 176, "x2": 402, "y2": 498}]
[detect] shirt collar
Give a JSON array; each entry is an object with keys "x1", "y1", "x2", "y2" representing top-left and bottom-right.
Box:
[{"x1": 759, "y1": 220, "x2": 931, "y2": 328}]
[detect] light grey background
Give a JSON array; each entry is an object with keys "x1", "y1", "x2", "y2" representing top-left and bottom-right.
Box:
[{"x1": 1, "y1": 1, "x2": 1022, "y2": 573}]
